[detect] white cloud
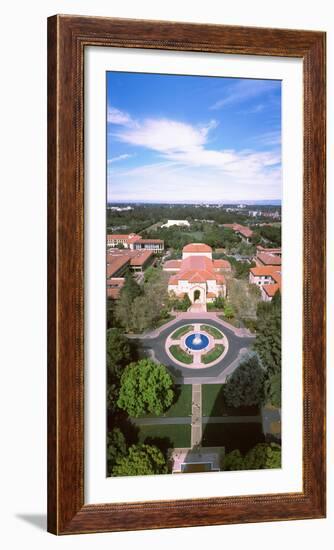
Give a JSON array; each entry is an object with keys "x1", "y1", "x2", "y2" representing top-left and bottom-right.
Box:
[
  {"x1": 107, "y1": 106, "x2": 136, "y2": 126},
  {"x1": 112, "y1": 118, "x2": 213, "y2": 153},
  {"x1": 108, "y1": 161, "x2": 281, "y2": 203},
  {"x1": 107, "y1": 154, "x2": 133, "y2": 164},
  {"x1": 110, "y1": 116, "x2": 280, "y2": 174},
  {"x1": 253, "y1": 131, "x2": 282, "y2": 147},
  {"x1": 211, "y1": 80, "x2": 280, "y2": 110},
  {"x1": 107, "y1": 111, "x2": 281, "y2": 202}
]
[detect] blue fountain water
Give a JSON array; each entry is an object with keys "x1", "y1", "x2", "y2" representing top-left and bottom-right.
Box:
[{"x1": 185, "y1": 332, "x2": 209, "y2": 351}]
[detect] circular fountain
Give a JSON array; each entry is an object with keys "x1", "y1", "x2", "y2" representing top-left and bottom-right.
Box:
[{"x1": 185, "y1": 332, "x2": 209, "y2": 351}]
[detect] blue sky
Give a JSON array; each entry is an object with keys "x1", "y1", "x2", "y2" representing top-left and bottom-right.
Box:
[{"x1": 107, "y1": 72, "x2": 281, "y2": 203}]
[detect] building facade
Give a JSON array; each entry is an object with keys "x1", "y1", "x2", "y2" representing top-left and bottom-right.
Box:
[
  {"x1": 165, "y1": 243, "x2": 227, "y2": 304},
  {"x1": 107, "y1": 233, "x2": 164, "y2": 252}
]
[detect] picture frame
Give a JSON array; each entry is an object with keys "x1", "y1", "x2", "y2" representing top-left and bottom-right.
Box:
[{"x1": 47, "y1": 14, "x2": 326, "y2": 535}]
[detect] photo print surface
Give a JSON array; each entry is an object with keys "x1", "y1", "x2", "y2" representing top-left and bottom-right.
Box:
[{"x1": 106, "y1": 71, "x2": 282, "y2": 477}]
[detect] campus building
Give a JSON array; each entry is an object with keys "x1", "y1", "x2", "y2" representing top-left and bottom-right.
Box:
[
  {"x1": 161, "y1": 219, "x2": 190, "y2": 228},
  {"x1": 249, "y1": 244, "x2": 282, "y2": 302},
  {"x1": 106, "y1": 249, "x2": 154, "y2": 299},
  {"x1": 107, "y1": 233, "x2": 164, "y2": 253},
  {"x1": 164, "y1": 243, "x2": 229, "y2": 305},
  {"x1": 223, "y1": 223, "x2": 253, "y2": 243},
  {"x1": 255, "y1": 245, "x2": 282, "y2": 267}
]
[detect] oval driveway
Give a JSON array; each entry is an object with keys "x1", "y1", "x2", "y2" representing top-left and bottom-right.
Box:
[{"x1": 136, "y1": 318, "x2": 255, "y2": 380}]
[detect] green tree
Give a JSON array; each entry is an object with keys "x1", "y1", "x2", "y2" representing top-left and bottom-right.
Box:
[
  {"x1": 107, "y1": 428, "x2": 127, "y2": 474},
  {"x1": 244, "y1": 443, "x2": 281, "y2": 469},
  {"x1": 224, "y1": 303, "x2": 235, "y2": 319},
  {"x1": 227, "y1": 279, "x2": 261, "y2": 319},
  {"x1": 222, "y1": 449, "x2": 245, "y2": 471},
  {"x1": 112, "y1": 444, "x2": 168, "y2": 476},
  {"x1": 123, "y1": 270, "x2": 142, "y2": 301},
  {"x1": 224, "y1": 356, "x2": 264, "y2": 407},
  {"x1": 264, "y1": 371, "x2": 281, "y2": 408},
  {"x1": 222, "y1": 443, "x2": 281, "y2": 471},
  {"x1": 106, "y1": 327, "x2": 131, "y2": 379},
  {"x1": 107, "y1": 382, "x2": 120, "y2": 414},
  {"x1": 250, "y1": 232, "x2": 262, "y2": 245},
  {"x1": 213, "y1": 295, "x2": 225, "y2": 310},
  {"x1": 117, "y1": 359, "x2": 175, "y2": 417},
  {"x1": 254, "y1": 303, "x2": 281, "y2": 375}
]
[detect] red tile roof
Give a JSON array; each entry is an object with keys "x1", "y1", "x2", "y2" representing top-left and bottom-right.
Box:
[
  {"x1": 129, "y1": 250, "x2": 153, "y2": 266},
  {"x1": 163, "y1": 260, "x2": 182, "y2": 270},
  {"x1": 188, "y1": 272, "x2": 208, "y2": 283},
  {"x1": 213, "y1": 259, "x2": 231, "y2": 270},
  {"x1": 223, "y1": 223, "x2": 253, "y2": 238},
  {"x1": 107, "y1": 233, "x2": 142, "y2": 243},
  {"x1": 106, "y1": 277, "x2": 125, "y2": 299},
  {"x1": 257, "y1": 245, "x2": 282, "y2": 254},
  {"x1": 262, "y1": 283, "x2": 280, "y2": 297},
  {"x1": 137, "y1": 239, "x2": 164, "y2": 244},
  {"x1": 106, "y1": 249, "x2": 153, "y2": 272},
  {"x1": 183, "y1": 243, "x2": 212, "y2": 253},
  {"x1": 106, "y1": 256, "x2": 130, "y2": 277},
  {"x1": 168, "y1": 248, "x2": 226, "y2": 286},
  {"x1": 256, "y1": 252, "x2": 282, "y2": 266},
  {"x1": 250, "y1": 265, "x2": 281, "y2": 277}
]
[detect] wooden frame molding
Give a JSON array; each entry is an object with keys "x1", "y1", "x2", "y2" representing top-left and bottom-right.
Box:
[{"x1": 47, "y1": 14, "x2": 326, "y2": 534}]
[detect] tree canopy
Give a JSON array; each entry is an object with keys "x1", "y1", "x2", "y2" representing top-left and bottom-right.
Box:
[
  {"x1": 264, "y1": 371, "x2": 281, "y2": 408},
  {"x1": 254, "y1": 298, "x2": 281, "y2": 375},
  {"x1": 227, "y1": 279, "x2": 261, "y2": 319},
  {"x1": 107, "y1": 427, "x2": 127, "y2": 475},
  {"x1": 117, "y1": 359, "x2": 175, "y2": 417},
  {"x1": 112, "y1": 444, "x2": 168, "y2": 476},
  {"x1": 223, "y1": 443, "x2": 281, "y2": 471},
  {"x1": 224, "y1": 355, "x2": 265, "y2": 407},
  {"x1": 106, "y1": 327, "x2": 131, "y2": 378}
]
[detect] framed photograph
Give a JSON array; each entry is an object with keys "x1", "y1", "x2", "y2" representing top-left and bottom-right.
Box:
[{"x1": 47, "y1": 15, "x2": 326, "y2": 534}]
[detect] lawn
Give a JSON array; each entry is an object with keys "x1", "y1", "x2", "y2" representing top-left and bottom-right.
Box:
[
  {"x1": 170, "y1": 344, "x2": 193, "y2": 364},
  {"x1": 171, "y1": 325, "x2": 194, "y2": 340},
  {"x1": 201, "y1": 422, "x2": 264, "y2": 453},
  {"x1": 166, "y1": 384, "x2": 192, "y2": 417},
  {"x1": 137, "y1": 423, "x2": 191, "y2": 449},
  {"x1": 202, "y1": 384, "x2": 260, "y2": 417},
  {"x1": 218, "y1": 315, "x2": 242, "y2": 328},
  {"x1": 154, "y1": 314, "x2": 176, "y2": 328},
  {"x1": 201, "y1": 344, "x2": 224, "y2": 364},
  {"x1": 143, "y1": 384, "x2": 192, "y2": 418},
  {"x1": 200, "y1": 325, "x2": 223, "y2": 339},
  {"x1": 184, "y1": 230, "x2": 204, "y2": 240}
]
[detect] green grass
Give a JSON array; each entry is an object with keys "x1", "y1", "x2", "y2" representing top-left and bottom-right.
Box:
[
  {"x1": 218, "y1": 315, "x2": 242, "y2": 328},
  {"x1": 202, "y1": 384, "x2": 260, "y2": 417},
  {"x1": 201, "y1": 422, "x2": 264, "y2": 453},
  {"x1": 200, "y1": 325, "x2": 223, "y2": 339},
  {"x1": 169, "y1": 345, "x2": 193, "y2": 364},
  {"x1": 171, "y1": 325, "x2": 194, "y2": 340},
  {"x1": 154, "y1": 314, "x2": 176, "y2": 328},
  {"x1": 201, "y1": 345, "x2": 224, "y2": 364},
  {"x1": 183, "y1": 231, "x2": 204, "y2": 240},
  {"x1": 137, "y1": 423, "x2": 191, "y2": 449},
  {"x1": 143, "y1": 385, "x2": 192, "y2": 418}
]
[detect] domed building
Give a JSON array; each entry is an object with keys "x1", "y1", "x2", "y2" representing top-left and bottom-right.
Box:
[{"x1": 164, "y1": 243, "x2": 229, "y2": 305}]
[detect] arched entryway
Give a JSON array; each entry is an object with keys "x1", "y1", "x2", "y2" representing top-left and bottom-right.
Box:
[{"x1": 194, "y1": 289, "x2": 201, "y2": 302}]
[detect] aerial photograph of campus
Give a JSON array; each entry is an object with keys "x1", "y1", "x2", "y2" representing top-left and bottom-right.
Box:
[{"x1": 106, "y1": 72, "x2": 282, "y2": 477}]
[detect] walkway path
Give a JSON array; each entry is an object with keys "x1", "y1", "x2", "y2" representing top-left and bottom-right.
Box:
[
  {"x1": 128, "y1": 311, "x2": 253, "y2": 340},
  {"x1": 130, "y1": 415, "x2": 261, "y2": 426},
  {"x1": 191, "y1": 384, "x2": 202, "y2": 446}
]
